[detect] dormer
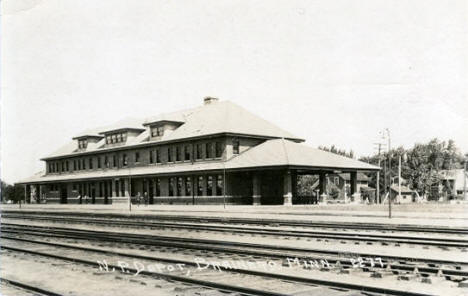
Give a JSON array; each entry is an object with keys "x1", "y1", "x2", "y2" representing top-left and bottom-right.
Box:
[
  {"x1": 72, "y1": 135, "x2": 103, "y2": 152},
  {"x1": 143, "y1": 114, "x2": 185, "y2": 141},
  {"x1": 99, "y1": 127, "x2": 145, "y2": 147}
]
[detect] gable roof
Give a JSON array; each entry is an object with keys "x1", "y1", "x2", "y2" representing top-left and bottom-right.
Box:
[
  {"x1": 226, "y1": 139, "x2": 380, "y2": 171},
  {"x1": 44, "y1": 101, "x2": 303, "y2": 160}
]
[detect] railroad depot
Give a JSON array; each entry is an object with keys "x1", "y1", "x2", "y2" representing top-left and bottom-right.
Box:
[{"x1": 18, "y1": 98, "x2": 379, "y2": 205}]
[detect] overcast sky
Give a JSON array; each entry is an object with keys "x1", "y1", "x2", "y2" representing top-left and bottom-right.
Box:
[{"x1": 1, "y1": 0, "x2": 467, "y2": 184}]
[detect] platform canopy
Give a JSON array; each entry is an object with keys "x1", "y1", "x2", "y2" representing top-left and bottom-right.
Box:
[{"x1": 226, "y1": 139, "x2": 380, "y2": 172}]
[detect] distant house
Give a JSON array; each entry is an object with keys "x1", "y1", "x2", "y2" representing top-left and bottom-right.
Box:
[
  {"x1": 438, "y1": 169, "x2": 468, "y2": 200},
  {"x1": 390, "y1": 185, "x2": 415, "y2": 204},
  {"x1": 326, "y1": 172, "x2": 375, "y2": 203}
]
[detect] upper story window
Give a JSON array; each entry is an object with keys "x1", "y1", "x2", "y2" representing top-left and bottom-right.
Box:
[
  {"x1": 112, "y1": 155, "x2": 117, "y2": 167},
  {"x1": 89, "y1": 158, "x2": 93, "y2": 169},
  {"x1": 215, "y1": 142, "x2": 223, "y2": 158},
  {"x1": 105, "y1": 156, "x2": 110, "y2": 168},
  {"x1": 196, "y1": 144, "x2": 203, "y2": 160},
  {"x1": 184, "y1": 145, "x2": 191, "y2": 161},
  {"x1": 97, "y1": 157, "x2": 101, "y2": 169},
  {"x1": 155, "y1": 149, "x2": 161, "y2": 163},
  {"x1": 149, "y1": 151, "x2": 154, "y2": 164},
  {"x1": 232, "y1": 138, "x2": 240, "y2": 155},
  {"x1": 167, "y1": 147, "x2": 173, "y2": 162},
  {"x1": 105, "y1": 132, "x2": 127, "y2": 145},
  {"x1": 135, "y1": 152, "x2": 140, "y2": 163},
  {"x1": 176, "y1": 146, "x2": 181, "y2": 161},
  {"x1": 206, "y1": 143, "x2": 213, "y2": 158},
  {"x1": 78, "y1": 139, "x2": 88, "y2": 149},
  {"x1": 123, "y1": 154, "x2": 128, "y2": 166},
  {"x1": 151, "y1": 126, "x2": 164, "y2": 137}
]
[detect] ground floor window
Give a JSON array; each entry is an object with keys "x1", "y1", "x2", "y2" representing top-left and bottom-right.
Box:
[
  {"x1": 185, "y1": 177, "x2": 192, "y2": 196},
  {"x1": 155, "y1": 178, "x2": 161, "y2": 196},
  {"x1": 169, "y1": 177, "x2": 175, "y2": 196},
  {"x1": 197, "y1": 176, "x2": 204, "y2": 196},
  {"x1": 216, "y1": 174, "x2": 223, "y2": 196},
  {"x1": 207, "y1": 175, "x2": 213, "y2": 196}
]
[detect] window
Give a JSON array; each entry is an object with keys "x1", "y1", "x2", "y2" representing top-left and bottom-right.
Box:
[
  {"x1": 185, "y1": 177, "x2": 192, "y2": 196},
  {"x1": 112, "y1": 155, "x2": 117, "y2": 167},
  {"x1": 48, "y1": 163, "x2": 52, "y2": 173},
  {"x1": 167, "y1": 147, "x2": 173, "y2": 162},
  {"x1": 151, "y1": 126, "x2": 164, "y2": 137},
  {"x1": 78, "y1": 159, "x2": 82, "y2": 170},
  {"x1": 216, "y1": 175, "x2": 223, "y2": 196},
  {"x1": 207, "y1": 175, "x2": 213, "y2": 196},
  {"x1": 177, "y1": 177, "x2": 183, "y2": 196},
  {"x1": 155, "y1": 178, "x2": 161, "y2": 196},
  {"x1": 149, "y1": 150, "x2": 154, "y2": 164},
  {"x1": 176, "y1": 146, "x2": 181, "y2": 161},
  {"x1": 115, "y1": 180, "x2": 120, "y2": 197},
  {"x1": 105, "y1": 156, "x2": 109, "y2": 168},
  {"x1": 78, "y1": 139, "x2": 88, "y2": 149},
  {"x1": 197, "y1": 176, "x2": 204, "y2": 196},
  {"x1": 123, "y1": 154, "x2": 128, "y2": 166},
  {"x1": 112, "y1": 134, "x2": 117, "y2": 143},
  {"x1": 232, "y1": 138, "x2": 240, "y2": 154},
  {"x1": 215, "y1": 142, "x2": 223, "y2": 158},
  {"x1": 120, "y1": 180, "x2": 125, "y2": 197},
  {"x1": 169, "y1": 177, "x2": 175, "y2": 196},
  {"x1": 184, "y1": 145, "x2": 191, "y2": 161},
  {"x1": 135, "y1": 152, "x2": 140, "y2": 163},
  {"x1": 97, "y1": 157, "x2": 101, "y2": 169},
  {"x1": 196, "y1": 144, "x2": 203, "y2": 160},
  {"x1": 206, "y1": 143, "x2": 212, "y2": 158},
  {"x1": 89, "y1": 158, "x2": 93, "y2": 169},
  {"x1": 155, "y1": 149, "x2": 161, "y2": 163},
  {"x1": 73, "y1": 160, "x2": 77, "y2": 171},
  {"x1": 82, "y1": 159, "x2": 86, "y2": 170},
  {"x1": 66, "y1": 161, "x2": 69, "y2": 171}
]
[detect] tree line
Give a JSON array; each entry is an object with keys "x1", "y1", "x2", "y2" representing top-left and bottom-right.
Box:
[{"x1": 1, "y1": 181, "x2": 25, "y2": 203}]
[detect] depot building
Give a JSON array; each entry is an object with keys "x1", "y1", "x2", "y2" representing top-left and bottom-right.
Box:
[{"x1": 19, "y1": 98, "x2": 379, "y2": 205}]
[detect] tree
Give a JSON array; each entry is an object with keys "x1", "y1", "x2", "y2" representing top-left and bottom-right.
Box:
[
  {"x1": 318, "y1": 145, "x2": 355, "y2": 159},
  {"x1": 1, "y1": 181, "x2": 25, "y2": 203},
  {"x1": 360, "y1": 138, "x2": 465, "y2": 198}
]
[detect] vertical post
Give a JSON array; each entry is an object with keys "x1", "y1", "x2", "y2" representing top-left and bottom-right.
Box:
[
  {"x1": 283, "y1": 170, "x2": 293, "y2": 206},
  {"x1": 376, "y1": 143, "x2": 381, "y2": 203},
  {"x1": 464, "y1": 156, "x2": 467, "y2": 201},
  {"x1": 319, "y1": 172, "x2": 327, "y2": 203},
  {"x1": 387, "y1": 129, "x2": 392, "y2": 219},
  {"x1": 252, "y1": 173, "x2": 261, "y2": 205},
  {"x1": 398, "y1": 155, "x2": 402, "y2": 204}
]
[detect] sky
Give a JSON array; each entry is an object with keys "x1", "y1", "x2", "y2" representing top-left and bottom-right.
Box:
[{"x1": 1, "y1": 0, "x2": 467, "y2": 184}]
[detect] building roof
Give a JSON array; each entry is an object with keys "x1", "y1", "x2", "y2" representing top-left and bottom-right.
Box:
[
  {"x1": 440, "y1": 169, "x2": 468, "y2": 191},
  {"x1": 20, "y1": 139, "x2": 380, "y2": 184},
  {"x1": 225, "y1": 139, "x2": 380, "y2": 171},
  {"x1": 390, "y1": 185, "x2": 414, "y2": 193},
  {"x1": 44, "y1": 101, "x2": 303, "y2": 160},
  {"x1": 337, "y1": 172, "x2": 369, "y2": 181}
]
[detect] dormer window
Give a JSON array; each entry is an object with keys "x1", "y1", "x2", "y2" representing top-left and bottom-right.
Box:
[
  {"x1": 151, "y1": 126, "x2": 164, "y2": 137},
  {"x1": 78, "y1": 139, "x2": 88, "y2": 150},
  {"x1": 105, "y1": 132, "x2": 127, "y2": 145}
]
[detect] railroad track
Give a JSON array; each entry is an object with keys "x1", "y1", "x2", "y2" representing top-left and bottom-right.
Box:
[
  {"x1": 4, "y1": 210, "x2": 468, "y2": 235},
  {"x1": 0, "y1": 277, "x2": 62, "y2": 296},
  {"x1": 1, "y1": 235, "x2": 439, "y2": 296},
  {"x1": 3, "y1": 223, "x2": 468, "y2": 280},
  {"x1": 3, "y1": 214, "x2": 468, "y2": 248}
]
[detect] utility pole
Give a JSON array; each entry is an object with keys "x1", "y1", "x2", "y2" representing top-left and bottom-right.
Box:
[
  {"x1": 377, "y1": 144, "x2": 381, "y2": 204},
  {"x1": 464, "y1": 154, "x2": 468, "y2": 201},
  {"x1": 398, "y1": 155, "x2": 401, "y2": 204}
]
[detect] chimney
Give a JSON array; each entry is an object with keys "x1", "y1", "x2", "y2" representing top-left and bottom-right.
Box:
[{"x1": 204, "y1": 97, "x2": 219, "y2": 105}]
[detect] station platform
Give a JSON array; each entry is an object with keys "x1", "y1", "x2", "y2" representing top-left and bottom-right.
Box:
[{"x1": 2, "y1": 203, "x2": 468, "y2": 228}]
